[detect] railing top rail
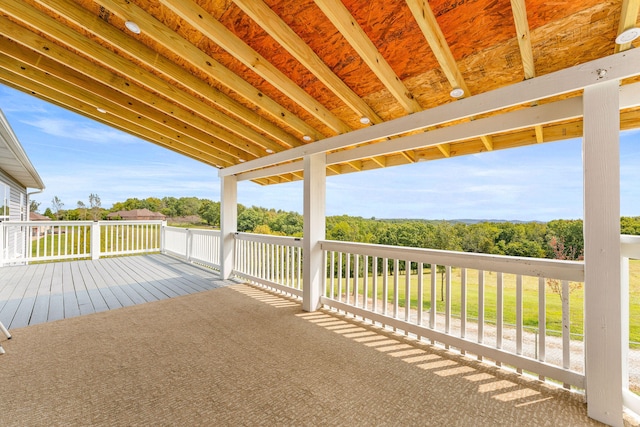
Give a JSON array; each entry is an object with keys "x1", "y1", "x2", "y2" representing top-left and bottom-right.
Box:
[
  {"x1": 1, "y1": 220, "x2": 94, "y2": 226},
  {"x1": 99, "y1": 220, "x2": 164, "y2": 226},
  {"x1": 164, "y1": 226, "x2": 220, "y2": 235},
  {"x1": 321, "y1": 239, "x2": 584, "y2": 282},
  {"x1": 234, "y1": 232, "x2": 303, "y2": 247},
  {"x1": 186, "y1": 228, "x2": 221, "y2": 235},
  {"x1": 621, "y1": 234, "x2": 640, "y2": 259},
  {"x1": 621, "y1": 234, "x2": 640, "y2": 245}
]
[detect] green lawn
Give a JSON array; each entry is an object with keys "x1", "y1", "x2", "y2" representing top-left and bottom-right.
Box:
[
  {"x1": 30, "y1": 226, "x2": 160, "y2": 258},
  {"x1": 326, "y1": 259, "x2": 640, "y2": 344}
]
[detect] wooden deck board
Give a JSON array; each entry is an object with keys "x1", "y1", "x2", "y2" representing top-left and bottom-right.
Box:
[
  {"x1": 30, "y1": 263, "x2": 53, "y2": 325},
  {"x1": 125, "y1": 256, "x2": 201, "y2": 296},
  {"x1": 118, "y1": 256, "x2": 184, "y2": 299},
  {"x1": 47, "y1": 262, "x2": 65, "y2": 323},
  {"x1": 143, "y1": 255, "x2": 222, "y2": 293},
  {"x1": 62, "y1": 262, "x2": 81, "y2": 319},
  {"x1": 11, "y1": 264, "x2": 47, "y2": 329},
  {"x1": 0, "y1": 254, "x2": 227, "y2": 330},
  {"x1": 77, "y1": 261, "x2": 113, "y2": 313}
]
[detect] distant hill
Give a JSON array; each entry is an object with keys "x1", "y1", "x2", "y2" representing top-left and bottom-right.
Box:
[{"x1": 378, "y1": 218, "x2": 545, "y2": 225}]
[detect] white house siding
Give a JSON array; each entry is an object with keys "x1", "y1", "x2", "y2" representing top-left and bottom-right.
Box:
[{"x1": 0, "y1": 168, "x2": 28, "y2": 260}]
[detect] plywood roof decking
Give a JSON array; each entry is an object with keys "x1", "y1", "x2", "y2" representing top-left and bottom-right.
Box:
[{"x1": 0, "y1": 0, "x2": 638, "y2": 184}]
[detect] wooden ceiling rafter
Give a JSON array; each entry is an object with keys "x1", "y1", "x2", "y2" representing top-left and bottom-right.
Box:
[
  {"x1": 535, "y1": 125, "x2": 544, "y2": 143},
  {"x1": 371, "y1": 156, "x2": 386, "y2": 168},
  {"x1": 510, "y1": 0, "x2": 545, "y2": 147},
  {"x1": 616, "y1": 0, "x2": 640, "y2": 53},
  {"x1": 479, "y1": 135, "x2": 494, "y2": 151},
  {"x1": 313, "y1": 0, "x2": 422, "y2": 114},
  {"x1": 399, "y1": 150, "x2": 416, "y2": 163},
  {"x1": 232, "y1": 0, "x2": 382, "y2": 125},
  {"x1": 0, "y1": 36, "x2": 252, "y2": 164},
  {"x1": 93, "y1": 0, "x2": 324, "y2": 144},
  {"x1": 157, "y1": 0, "x2": 352, "y2": 135},
  {"x1": 405, "y1": 0, "x2": 470, "y2": 97},
  {"x1": 0, "y1": 0, "x2": 637, "y2": 186},
  {"x1": 38, "y1": 0, "x2": 300, "y2": 152},
  {"x1": 407, "y1": 0, "x2": 499, "y2": 152},
  {"x1": 436, "y1": 143, "x2": 451, "y2": 158},
  {"x1": 0, "y1": 1, "x2": 284, "y2": 158},
  {"x1": 0, "y1": 17, "x2": 261, "y2": 164},
  {"x1": 510, "y1": 0, "x2": 535, "y2": 80},
  {"x1": 0, "y1": 61, "x2": 230, "y2": 167}
]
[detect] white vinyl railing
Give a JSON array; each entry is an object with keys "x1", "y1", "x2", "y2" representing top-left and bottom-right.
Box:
[
  {"x1": 227, "y1": 233, "x2": 587, "y2": 389},
  {"x1": 5, "y1": 222, "x2": 638, "y2": 401},
  {"x1": 163, "y1": 226, "x2": 221, "y2": 271},
  {"x1": 233, "y1": 232, "x2": 303, "y2": 297},
  {"x1": 0, "y1": 220, "x2": 162, "y2": 265},
  {"x1": 100, "y1": 221, "x2": 162, "y2": 257},
  {"x1": 622, "y1": 235, "x2": 640, "y2": 414},
  {"x1": 320, "y1": 240, "x2": 586, "y2": 389}
]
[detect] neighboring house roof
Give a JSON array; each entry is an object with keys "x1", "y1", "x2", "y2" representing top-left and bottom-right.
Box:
[
  {"x1": 29, "y1": 212, "x2": 50, "y2": 221},
  {"x1": 0, "y1": 109, "x2": 45, "y2": 190},
  {"x1": 107, "y1": 208, "x2": 166, "y2": 220}
]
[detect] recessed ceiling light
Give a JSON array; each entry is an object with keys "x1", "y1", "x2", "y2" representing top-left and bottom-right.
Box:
[
  {"x1": 359, "y1": 117, "x2": 371, "y2": 125},
  {"x1": 96, "y1": 107, "x2": 107, "y2": 113},
  {"x1": 265, "y1": 148, "x2": 274, "y2": 154},
  {"x1": 450, "y1": 87, "x2": 465, "y2": 98},
  {"x1": 616, "y1": 27, "x2": 640, "y2": 44},
  {"x1": 238, "y1": 159, "x2": 246, "y2": 163},
  {"x1": 302, "y1": 135, "x2": 312, "y2": 141},
  {"x1": 125, "y1": 21, "x2": 141, "y2": 35}
]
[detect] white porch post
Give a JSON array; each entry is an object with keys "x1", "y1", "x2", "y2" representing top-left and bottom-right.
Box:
[
  {"x1": 220, "y1": 174, "x2": 237, "y2": 280},
  {"x1": 583, "y1": 79, "x2": 622, "y2": 426},
  {"x1": 91, "y1": 221, "x2": 101, "y2": 260},
  {"x1": 0, "y1": 221, "x2": 4, "y2": 267},
  {"x1": 303, "y1": 153, "x2": 326, "y2": 312}
]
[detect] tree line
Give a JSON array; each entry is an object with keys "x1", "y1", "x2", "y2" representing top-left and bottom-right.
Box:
[{"x1": 33, "y1": 195, "x2": 640, "y2": 261}]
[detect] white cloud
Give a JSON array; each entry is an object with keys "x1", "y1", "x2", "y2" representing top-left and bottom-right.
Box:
[{"x1": 24, "y1": 117, "x2": 140, "y2": 145}]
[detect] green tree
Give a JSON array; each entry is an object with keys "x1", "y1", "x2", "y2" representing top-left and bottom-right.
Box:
[
  {"x1": 198, "y1": 200, "x2": 220, "y2": 226},
  {"x1": 43, "y1": 207, "x2": 54, "y2": 219},
  {"x1": 269, "y1": 211, "x2": 303, "y2": 237},
  {"x1": 459, "y1": 222, "x2": 500, "y2": 253},
  {"x1": 621, "y1": 216, "x2": 640, "y2": 235},
  {"x1": 545, "y1": 219, "x2": 583, "y2": 259},
  {"x1": 238, "y1": 207, "x2": 267, "y2": 232}
]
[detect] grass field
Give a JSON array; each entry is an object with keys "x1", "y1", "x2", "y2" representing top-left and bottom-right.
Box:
[
  {"x1": 30, "y1": 226, "x2": 160, "y2": 258},
  {"x1": 326, "y1": 258, "x2": 640, "y2": 344}
]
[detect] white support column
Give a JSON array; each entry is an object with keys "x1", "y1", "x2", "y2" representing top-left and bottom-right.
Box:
[
  {"x1": 583, "y1": 79, "x2": 622, "y2": 426},
  {"x1": 303, "y1": 153, "x2": 326, "y2": 312},
  {"x1": 220, "y1": 174, "x2": 237, "y2": 280},
  {"x1": 91, "y1": 221, "x2": 101, "y2": 260},
  {"x1": 0, "y1": 221, "x2": 4, "y2": 267},
  {"x1": 160, "y1": 220, "x2": 167, "y2": 254}
]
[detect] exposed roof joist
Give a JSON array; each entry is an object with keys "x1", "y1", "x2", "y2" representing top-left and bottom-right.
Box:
[
  {"x1": 158, "y1": 0, "x2": 352, "y2": 135},
  {"x1": 222, "y1": 47, "x2": 640, "y2": 177},
  {"x1": 93, "y1": 0, "x2": 324, "y2": 144},
  {"x1": 0, "y1": 0, "x2": 637, "y2": 186},
  {"x1": 314, "y1": 0, "x2": 422, "y2": 114},
  {"x1": 233, "y1": 0, "x2": 383, "y2": 126},
  {"x1": 236, "y1": 79, "x2": 640, "y2": 182}
]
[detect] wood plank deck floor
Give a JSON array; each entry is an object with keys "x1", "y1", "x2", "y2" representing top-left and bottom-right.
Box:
[{"x1": 0, "y1": 254, "x2": 233, "y2": 330}]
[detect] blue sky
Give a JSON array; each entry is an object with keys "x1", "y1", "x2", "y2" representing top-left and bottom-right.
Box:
[{"x1": 1, "y1": 84, "x2": 639, "y2": 221}]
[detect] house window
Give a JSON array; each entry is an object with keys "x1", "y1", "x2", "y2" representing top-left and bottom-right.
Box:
[{"x1": 0, "y1": 182, "x2": 9, "y2": 221}]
